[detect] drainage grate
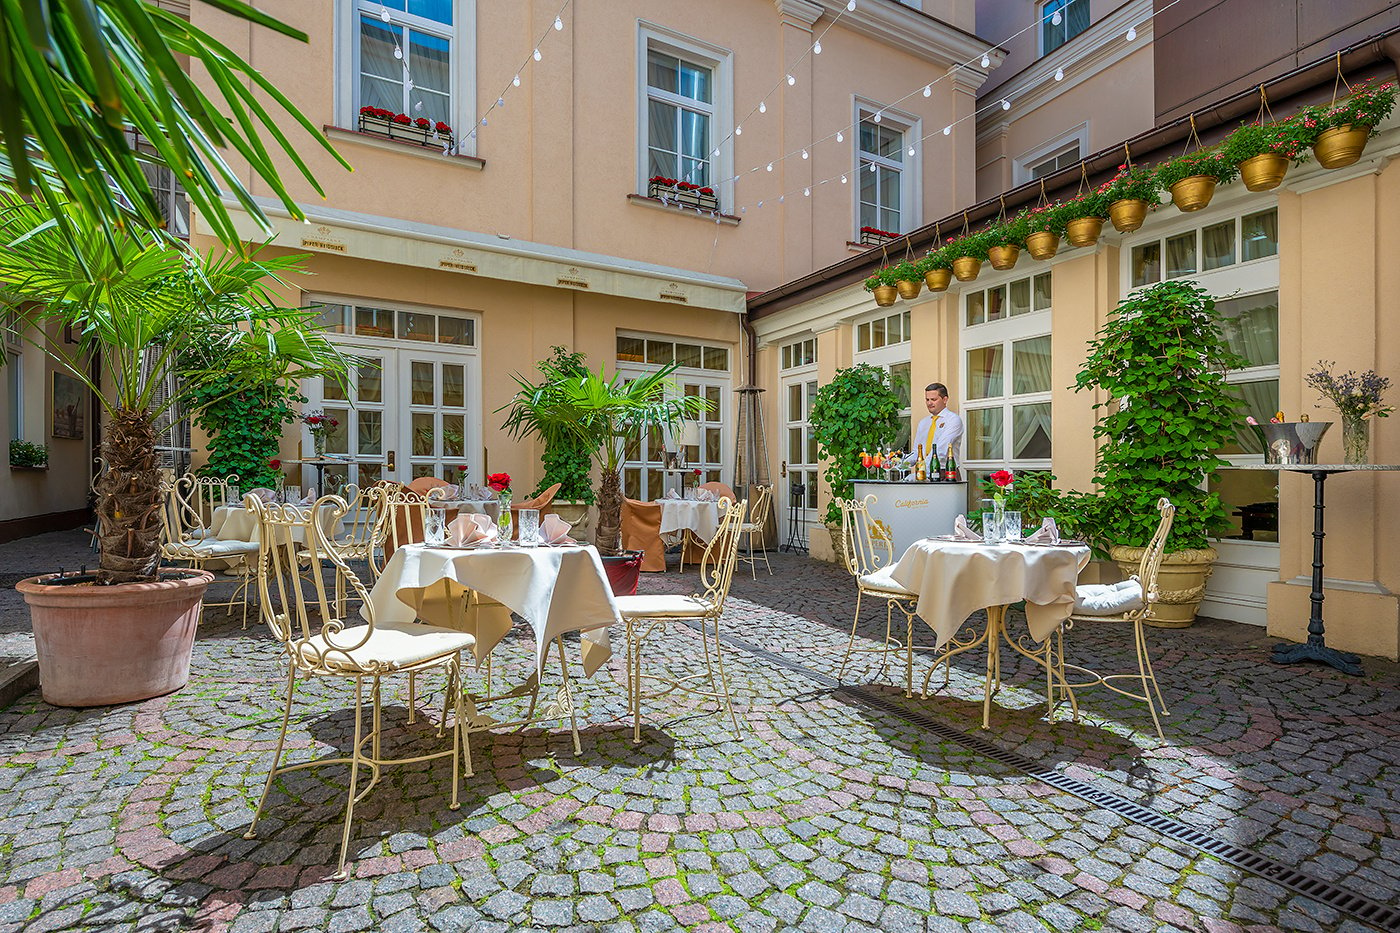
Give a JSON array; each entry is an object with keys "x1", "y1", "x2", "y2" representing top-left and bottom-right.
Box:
[{"x1": 714, "y1": 628, "x2": 1400, "y2": 933}]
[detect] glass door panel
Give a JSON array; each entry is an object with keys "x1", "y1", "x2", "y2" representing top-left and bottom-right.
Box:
[
  {"x1": 304, "y1": 353, "x2": 388, "y2": 493},
  {"x1": 399, "y1": 351, "x2": 477, "y2": 483}
]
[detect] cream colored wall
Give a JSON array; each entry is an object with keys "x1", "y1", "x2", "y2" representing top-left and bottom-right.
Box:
[
  {"x1": 196, "y1": 0, "x2": 977, "y2": 294},
  {"x1": 1, "y1": 321, "x2": 92, "y2": 527}
]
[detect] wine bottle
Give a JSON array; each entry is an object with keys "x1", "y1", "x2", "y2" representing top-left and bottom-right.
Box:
[
  {"x1": 915, "y1": 445, "x2": 926, "y2": 482},
  {"x1": 930, "y1": 449, "x2": 942, "y2": 483},
  {"x1": 945, "y1": 453, "x2": 959, "y2": 482}
]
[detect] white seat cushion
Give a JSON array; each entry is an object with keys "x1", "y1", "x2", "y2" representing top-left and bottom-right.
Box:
[
  {"x1": 858, "y1": 566, "x2": 916, "y2": 598},
  {"x1": 740, "y1": 522, "x2": 761, "y2": 533},
  {"x1": 615, "y1": 594, "x2": 713, "y2": 619},
  {"x1": 296, "y1": 618, "x2": 476, "y2": 671},
  {"x1": 175, "y1": 537, "x2": 261, "y2": 557},
  {"x1": 1073, "y1": 579, "x2": 1145, "y2": 616}
]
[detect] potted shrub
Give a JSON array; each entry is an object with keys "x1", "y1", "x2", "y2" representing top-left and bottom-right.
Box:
[
  {"x1": 498, "y1": 361, "x2": 707, "y2": 555},
  {"x1": 1021, "y1": 203, "x2": 1065, "y2": 260},
  {"x1": 1154, "y1": 148, "x2": 1239, "y2": 213},
  {"x1": 919, "y1": 247, "x2": 953, "y2": 292},
  {"x1": 1301, "y1": 78, "x2": 1398, "y2": 169},
  {"x1": 1, "y1": 188, "x2": 347, "y2": 707},
  {"x1": 891, "y1": 260, "x2": 923, "y2": 301},
  {"x1": 509, "y1": 346, "x2": 597, "y2": 537},
  {"x1": 1059, "y1": 190, "x2": 1111, "y2": 248},
  {"x1": 8, "y1": 438, "x2": 48, "y2": 470},
  {"x1": 807, "y1": 363, "x2": 902, "y2": 565},
  {"x1": 985, "y1": 213, "x2": 1028, "y2": 270},
  {"x1": 1221, "y1": 117, "x2": 1311, "y2": 192},
  {"x1": 1071, "y1": 281, "x2": 1247, "y2": 626},
  {"x1": 949, "y1": 231, "x2": 989, "y2": 282},
  {"x1": 864, "y1": 266, "x2": 900, "y2": 307},
  {"x1": 1097, "y1": 164, "x2": 1159, "y2": 232}
]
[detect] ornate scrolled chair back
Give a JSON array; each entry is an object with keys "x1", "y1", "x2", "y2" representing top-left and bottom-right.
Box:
[
  {"x1": 250, "y1": 494, "x2": 376, "y2": 675},
  {"x1": 839, "y1": 495, "x2": 893, "y2": 578},
  {"x1": 695, "y1": 497, "x2": 747, "y2": 614},
  {"x1": 330, "y1": 483, "x2": 381, "y2": 561},
  {"x1": 1135, "y1": 498, "x2": 1176, "y2": 614},
  {"x1": 370, "y1": 485, "x2": 436, "y2": 574},
  {"x1": 748, "y1": 484, "x2": 773, "y2": 528}
]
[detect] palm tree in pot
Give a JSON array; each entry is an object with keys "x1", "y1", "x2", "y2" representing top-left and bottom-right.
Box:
[
  {"x1": 0, "y1": 189, "x2": 347, "y2": 705},
  {"x1": 499, "y1": 360, "x2": 710, "y2": 555}
]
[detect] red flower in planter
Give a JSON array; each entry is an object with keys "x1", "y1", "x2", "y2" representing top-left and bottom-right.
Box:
[
  {"x1": 487, "y1": 472, "x2": 511, "y2": 493},
  {"x1": 435, "y1": 121, "x2": 453, "y2": 134},
  {"x1": 392, "y1": 113, "x2": 411, "y2": 125},
  {"x1": 457, "y1": 465, "x2": 468, "y2": 473},
  {"x1": 415, "y1": 117, "x2": 430, "y2": 128},
  {"x1": 699, "y1": 187, "x2": 715, "y2": 196}
]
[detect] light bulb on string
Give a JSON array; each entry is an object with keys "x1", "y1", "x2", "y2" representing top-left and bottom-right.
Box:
[
  {"x1": 1052, "y1": 10, "x2": 1062, "y2": 25},
  {"x1": 873, "y1": 112, "x2": 882, "y2": 123},
  {"x1": 414, "y1": 101, "x2": 423, "y2": 112},
  {"x1": 841, "y1": 174, "x2": 848, "y2": 184},
  {"x1": 778, "y1": 195, "x2": 785, "y2": 203},
  {"x1": 786, "y1": 74, "x2": 795, "y2": 86},
  {"x1": 393, "y1": 46, "x2": 403, "y2": 60},
  {"x1": 758, "y1": 200, "x2": 764, "y2": 208},
  {"x1": 406, "y1": 78, "x2": 414, "y2": 90},
  {"x1": 942, "y1": 125, "x2": 951, "y2": 135},
  {"x1": 847, "y1": 0, "x2": 856, "y2": 9},
  {"x1": 712, "y1": 148, "x2": 720, "y2": 157},
  {"x1": 554, "y1": 15, "x2": 563, "y2": 30},
  {"x1": 804, "y1": 187, "x2": 810, "y2": 196},
  {"x1": 759, "y1": 100, "x2": 766, "y2": 114},
  {"x1": 735, "y1": 124, "x2": 742, "y2": 135},
  {"x1": 766, "y1": 162, "x2": 773, "y2": 172},
  {"x1": 1126, "y1": 25, "x2": 1137, "y2": 40},
  {"x1": 481, "y1": 117, "x2": 488, "y2": 125},
  {"x1": 836, "y1": 130, "x2": 844, "y2": 142},
  {"x1": 801, "y1": 149, "x2": 809, "y2": 160},
  {"x1": 922, "y1": 85, "x2": 931, "y2": 97},
  {"x1": 380, "y1": 5, "x2": 391, "y2": 21},
  {"x1": 869, "y1": 162, "x2": 876, "y2": 173},
  {"x1": 534, "y1": 47, "x2": 542, "y2": 61},
  {"x1": 1001, "y1": 98, "x2": 1010, "y2": 110},
  {"x1": 908, "y1": 145, "x2": 915, "y2": 156},
  {"x1": 814, "y1": 40, "x2": 822, "y2": 54},
  {"x1": 1054, "y1": 67, "x2": 1064, "y2": 81},
  {"x1": 980, "y1": 53, "x2": 990, "y2": 68},
  {"x1": 513, "y1": 74, "x2": 521, "y2": 86},
  {"x1": 497, "y1": 97, "x2": 505, "y2": 107}
]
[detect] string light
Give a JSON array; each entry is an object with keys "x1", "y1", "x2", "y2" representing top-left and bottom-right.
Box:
[
  {"x1": 787, "y1": 74, "x2": 796, "y2": 86},
  {"x1": 980, "y1": 53, "x2": 990, "y2": 68},
  {"x1": 758, "y1": 200, "x2": 764, "y2": 208},
  {"x1": 907, "y1": 145, "x2": 915, "y2": 156},
  {"x1": 534, "y1": 47, "x2": 542, "y2": 61},
  {"x1": 1054, "y1": 67, "x2": 1064, "y2": 81},
  {"x1": 497, "y1": 96, "x2": 505, "y2": 107},
  {"x1": 759, "y1": 100, "x2": 766, "y2": 114},
  {"x1": 513, "y1": 74, "x2": 521, "y2": 86},
  {"x1": 873, "y1": 112, "x2": 882, "y2": 123},
  {"x1": 813, "y1": 40, "x2": 822, "y2": 54},
  {"x1": 380, "y1": 5, "x2": 390, "y2": 21},
  {"x1": 712, "y1": 148, "x2": 720, "y2": 157},
  {"x1": 804, "y1": 187, "x2": 810, "y2": 196},
  {"x1": 922, "y1": 85, "x2": 931, "y2": 97},
  {"x1": 554, "y1": 15, "x2": 563, "y2": 29},
  {"x1": 801, "y1": 149, "x2": 809, "y2": 160},
  {"x1": 841, "y1": 174, "x2": 848, "y2": 184},
  {"x1": 778, "y1": 195, "x2": 785, "y2": 203},
  {"x1": 868, "y1": 162, "x2": 876, "y2": 173},
  {"x1": 393, "y1": 47, "x2": 403, "y2": 60},
  {"x1": 1126, "y1": 25, "x2": 1137, "y2": 40},
  {"x1": 766, "y1": 162, "x2": 774, "y2": 172},
  {"x1": 836, "y1": 131, "x2": 844, "y2": 142},
  {"x1": 847, "y1": 0, "x2": 856, "y2": 9},
  {"x1": 735, "y1": 124, "x2": 743, "y2": 135},
  {"x1": 942, "y1": 125, "x2": 951, "y2": 135},
  {"x1": 1051, "y1": 9, "x2": 1062, "y2": 25},
  {"x1": 1001, "y1": 98, "x2": 1011, "y2": 110}
]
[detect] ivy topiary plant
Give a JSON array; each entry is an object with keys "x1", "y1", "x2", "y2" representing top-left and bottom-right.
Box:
[{"x1": 807, "y1": 363, "x2": 902, "y2": 526}]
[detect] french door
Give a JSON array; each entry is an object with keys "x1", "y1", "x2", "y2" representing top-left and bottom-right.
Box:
[{"x1": 781, "y1": 373, "x2": 819, "y2": 546}]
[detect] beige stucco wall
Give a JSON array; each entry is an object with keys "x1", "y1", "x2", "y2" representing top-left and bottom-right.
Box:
[{"x1": 196, "y1": 0, "x2": 986, "y2": 296}]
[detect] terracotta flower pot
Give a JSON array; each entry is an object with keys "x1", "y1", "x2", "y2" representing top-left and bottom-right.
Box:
[
  {"x1": 1024, "y1": 231, "x2": 1059, "y2": 260},
  {"x1": 923, "y1": 268, "x2": 952, "y2": 292},
  {"x1": 1110, "y1": 545, "x2": 1217, "y2": 627},
  {"x1": 1238, "y1": 153, "x2": 1289, "y2": 192},
  {"x1": 1312, "y1": 124, "x2": 1369, "y2": 169},
  {"x1": 987, "y1": 245, "x2": 1020, "y2": 271},
  {"x1": 872, "y1": 284, "x2": 898, "y2": 307},
  {"x1": 895, "y1": 279, "x2": 922, "y2": 301},
  {"x1": 1108, "y1": 199, "x2": 1150, "y2": 233},
  {"x1": 18, "y1": 570, "x2": 213, "y2": 707},
  {"x1": 951, "y1": 256, "x2": 982, "y2": 282},
  {"x1": 1064, "y1": 216, "x2": 1104, "y2": 248},
  {"x1": 1169, "y1": 175, "x2": 1217, "y2": 212}
]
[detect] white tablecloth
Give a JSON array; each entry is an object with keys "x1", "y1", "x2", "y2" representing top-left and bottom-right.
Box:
[
  {"x1": 890, "y1": 539, "x2": 1091, "y2": 646},
  {"x1": 657, "y1": 499, "x2": 720, "y2": 542},
  {"x1": 366, "y1": 543, "x2": 619, "y2": 676},
  {"x1": 207, "y1": 502, "x2": 340, "y2": 543}
]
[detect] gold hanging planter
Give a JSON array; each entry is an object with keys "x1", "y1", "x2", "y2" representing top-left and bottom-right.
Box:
[
  {"x1": 1169, "y1": 175, "x2": 1217, "y2": 212},
  {"x1": 987, "y1": 245, "x2": 1020, "y2": 271},
  {"x1": 895, "y1": 279, "x2": 922, "y2": 300},
  {"x1": 872, "y1": 284, "x2": 898, "y2": 307},
  {"x1": 1064, "y1": 216, "x2": 1104, "y2": 248},
  {"x1": 951, "y1": 256, "x2": 982, "y2": 282},
  {"x1": 924, "y1": 268, "x2": 952, "y2": 292},
  {"x1": 1024, "y1": 231, "x2": 1059, "y2": 260},
  {"x1": 1238, "y1": 153, "x2": 1289, "y2": 192},
  {"x1": 1108, "y1": 199, "x2": 1149, "y2": 233},
  {"x1": 1313, "y1": 124, "x2": 1369, "y2": 169}
]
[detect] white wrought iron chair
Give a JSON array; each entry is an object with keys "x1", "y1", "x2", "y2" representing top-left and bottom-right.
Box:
[
  {"x1": 1056, "y1": 497, "x2": 1175, "y2": 738},
  {"x1": 296, "y1": 483, "x2": 383, "y2": 614},
  {"x1": 168, "y1": 472, "x2": 241, "y2": 540},
  {"x1": 159, "y1": 477, "x2": 260, "y2": 626},
  {"x1": 242, "y1": 495, "x2": 476, "y2": 880},
  {"x1": 835, "y1": 495, "x2": 921, "y2": 696},
  {"x1": 615, "y1": 498, "x2": 748, "y2": 744},
  {"x1": 738, "y1": 484, "x2": 774, "y2": 578}
]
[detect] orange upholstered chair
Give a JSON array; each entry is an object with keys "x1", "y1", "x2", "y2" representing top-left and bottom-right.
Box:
[{"x1": 621, "y1": 498, "x2": 666, "y2": 572}]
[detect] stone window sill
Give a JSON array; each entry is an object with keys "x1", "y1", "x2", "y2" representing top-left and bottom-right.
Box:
[
  {"x1": 627, "y1": 194, "x2": 740, "y2": 225},
  {"x1": 323, "y1": 126, "x2": 486, "y2": 170}
]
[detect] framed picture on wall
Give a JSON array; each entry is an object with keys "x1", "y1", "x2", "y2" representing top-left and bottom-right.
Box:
[{"x1": 51, "y1": 371, "x2": 85, "y2": 439}]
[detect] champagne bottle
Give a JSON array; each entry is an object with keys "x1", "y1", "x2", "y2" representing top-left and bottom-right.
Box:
[
  {"x1": 945, "y1": 453, "x2": 959, "y2": 482},
  {"x1": 915, "y1": 444, "x2": 926, "y2": 482},
  {"x1": 931, "y1": 448, "x2": 942, "y2": 483}
]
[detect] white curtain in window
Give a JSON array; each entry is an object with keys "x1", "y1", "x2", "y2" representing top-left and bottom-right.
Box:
[
  {"x1": 1231, "y1": 380, "x2": 1279, "y2": 454},
  {"x1": 1218, "y1": 293, "x2": 1279, "y2": 367},
  {"x1": 1012, "y1": 403, "x2": 1052, "y2": 459},
  {"x1": 1012, "y1": 336, "x2": 1052, "y2": 395},
  {"x1": 360, "y1": 16, "x2": 403, "y2": 112},
  {"x1": 409, "y1": 31, "x2": 451, "y2": 125},
  {"x1": 1066, "y1": 0, "x2": 1090, "y2": 37}
]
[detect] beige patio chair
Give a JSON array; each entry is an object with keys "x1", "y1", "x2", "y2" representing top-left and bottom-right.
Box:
[
  {"x1": 1056, "y1": 497, "x2": 1175, "y2": 738},
  {"x1": 615, "y1": 497, "x2": 748, "y2": 743},
  {"x1": 159, "y1": 478, "x2": 259, "y2": 626},
  {"x1": 738, "y1": 483, "x2": 773, "y2": 578},
  {"x1": 835, "y1": 495, "x2": 920, "y2": 696},
  {"x1": 242, "y1": 495, "x2": 475, "y2": 880},
  {"x1": 296, "y1": 483, "x2": 383, "y2": 616}
]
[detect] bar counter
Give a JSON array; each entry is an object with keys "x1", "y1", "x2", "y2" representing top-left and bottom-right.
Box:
[{"x1": 850, "y1": 480, "x2": 968, "y2": 559}]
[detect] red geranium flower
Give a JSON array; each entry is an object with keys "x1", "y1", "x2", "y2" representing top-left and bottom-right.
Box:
[
  {"x1": 268, "y1": 458, "x2": 281, "y2": 470},
  {"x1": 457, "y1": 465, "x2": 468, "y2": 473},
  {"x1": 991, "y1": 469, "x2": 1015, "y2": 487},
  {"x1": 415, "y1": 117, "x2": 430, "y2": 128},
  {"x1": 392, "y1": 113, "x2": 411, "y2": 125},
  {"x1": 487, "y1": 472, "x2": 511, "y2": 493},
  {"x1": 435, "y1": 121, "x2": 453, "y2": 133},
  {"x1": 699, "y1": 187, "x2": 714, "y2": 196}
]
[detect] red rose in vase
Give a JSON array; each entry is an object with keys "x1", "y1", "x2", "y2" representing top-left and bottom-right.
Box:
[{"x1": 486, "y1": 472, "x2": 511, "y2": 493}]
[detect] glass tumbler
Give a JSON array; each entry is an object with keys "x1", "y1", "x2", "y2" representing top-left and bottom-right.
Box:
[
  {"x1": 981, "y1": 511, "x2": 1002, "y2": 543},
  {"x1": 517, "y1": 508, "x2": 540, "y2": 547},
  {"x1": 423, "y1": 507, "x2": 446, "y2": 546},
  {"x1": 1003, "y1": 511, "x2": 1022, "y2": 542}
]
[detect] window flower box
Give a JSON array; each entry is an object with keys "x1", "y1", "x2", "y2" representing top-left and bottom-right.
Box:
[
  {"x1": 357, "y1": 107, "x2": 455, "y2": 150},
  {"x1": 859, "y1": 226, "x2": 901, "y2": 246},
  {"x1": 647, "y1": 177, "x2": 720, "y2": 211}
]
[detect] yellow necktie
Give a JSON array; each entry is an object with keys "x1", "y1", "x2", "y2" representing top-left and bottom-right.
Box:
[{"x1": 922, "y1": 418, "x2": 938, "y2": 456}]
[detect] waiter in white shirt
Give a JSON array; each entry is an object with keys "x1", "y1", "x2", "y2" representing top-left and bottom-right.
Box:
[{"x1": 910, "y1": 382, "x2": 964, "y2": 475}]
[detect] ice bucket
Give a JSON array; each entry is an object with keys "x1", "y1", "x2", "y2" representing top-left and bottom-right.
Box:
[{"x1": 1259, "y1": 421, "x2": 1332, "y2": 465}]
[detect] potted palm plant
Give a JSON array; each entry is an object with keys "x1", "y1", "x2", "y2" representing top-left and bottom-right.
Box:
[
  {"x1": 1071, "y1": 281, "x2": 1247, "y2": 626},
  {"x1": 498, "y1": 361, "x2": 709, "y2": 555},
  {"x1": 516, "y1": 346, "x2": 597, "y2": 536},
  {"x1": 1, "y1": 189, "x2": 348, "y2": 706}
]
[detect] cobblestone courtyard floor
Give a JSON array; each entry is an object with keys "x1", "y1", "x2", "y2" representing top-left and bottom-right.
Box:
[{"x1": 1, "y1": 530, "x2": 1398, "y2": 932}]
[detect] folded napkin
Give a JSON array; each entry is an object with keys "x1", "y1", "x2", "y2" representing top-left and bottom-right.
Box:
[
  {"x1": 447, "y1": 512, "x2": 498, "y2": 547},
  {"x1": 664, "y1": 489, "x2": 680, "y2": 499},
  {"x1": 246, "y1": 488, "x2": 277, "y2": 504},
  {"x1": 1021, "y1": 517, "x2": 1062, "y2": 545},
  {"x1": 443, "y1": 484, "x2": 461, "y2": 500},
  {"x1": 694, "y1": 488, "x2": 715, "y2": 502},
  {"x1": 539, "y1": 514, "x2": 574, "y2": 545},
  {"x1": 950, "y1": 513, "x2": 983, "y2": 541}
]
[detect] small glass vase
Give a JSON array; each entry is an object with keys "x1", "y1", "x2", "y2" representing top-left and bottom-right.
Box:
[
  {"x1": 1341, "y1": 414, "x2": 1371, "y2": 465},
  {"x1": 313, "y1": 433, "x2": 327, "y2": 458},
  {"x1": 497, "y1": 492, "x2": 513, "y2": 542},
  {"x1": 992, "y1": 498, "x2": 1006, "y2": 542}
]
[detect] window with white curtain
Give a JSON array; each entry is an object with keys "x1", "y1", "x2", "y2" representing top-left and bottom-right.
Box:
[
  {"x1": 858, "y1": 109, "x2": 909, "y2": 234},
  {"x1": 645, "y1": 46, "x2": 714, "y2": 188},
  {"x1": 853, "y1": 310, "x2": 913, "y2": 452},
  {"x1": 357, "y1": 0, "x2": 455, "y2": 127},
  {"x1": 1041, "y1": 0, "x2": 1089, "y2": 54}
]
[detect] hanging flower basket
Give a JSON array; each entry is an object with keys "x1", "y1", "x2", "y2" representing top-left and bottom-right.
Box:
[
  {"x1": 987, "y1": 245, "x2": 1019, "y2": 270},
  {"x1": 951, "y1": 257, "x2": 982, "y2": 282},
  {"x1": 1024, "y1": 231, "x2": 1059, "y2": 260},
  {"x1": 872, "y1": 285, "x2": 898, "y2": 307},
  {"x1": 1108, "y1": 199, "x2": 1149, "y2": 232},
  {"x1": 1095, "y1": 162, "x2": 1158, "y2": 232},
  {"x1": 890, "y1": 260, "x2": 922, "y2": 300},
  {"x1": 1301, "y1": 79, "x2": 1397, "y2": 170},
  {"x1": 1238, "y1": 153, "x2": 1290, "y2": 192},
  {"x1": 1153, "y1": 147, "x2": 1237, "y2": 214},
  {"x1": 1064, "y1": 216, "x2": 1104, "y2": 248},
  {"x1": 924, "y1": 268, "x2": 952, "y2": 291},
  {"x1": 1169, "y1": 176, "x2": 1217, "y2": 212},
  {"x1": 1312, "y1": 125, "x2": 1369, "y2": 169},
  {"x1": 865, "y1": 267, "x2": 900, "y2": 307},
  {"x1": 648, "y1": 177, "x2": 720, "y2": 211},
  {"x1": 357, "y1": 107, "x2": 455, "y2": 150}
]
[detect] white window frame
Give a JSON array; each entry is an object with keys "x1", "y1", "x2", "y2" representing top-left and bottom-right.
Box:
[
  {"x1": 1039, "y1": 0, "x2": 1090, "y2": 56},
  {"x1": 853, "y1": 98, "x2": 921, "y2": 238},
  {"x1": 637, "y1": 24, "x2": 734, "y2": 209},
  {"x1": 852, "y1": 309, "x2": 913, "y2": 451},
  {"x1": 959, "y1": 269, "x2": 1054, "y2": 489},
  {"x1": 780, "y1": 354, "x2": 820, "y2": 520},
  {"x1": 1013, "y1": 123, "x2": 1088, "y2": 186},
  {"x1": 335, "y1": 0, "x2": 478, "y2": 156}
]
